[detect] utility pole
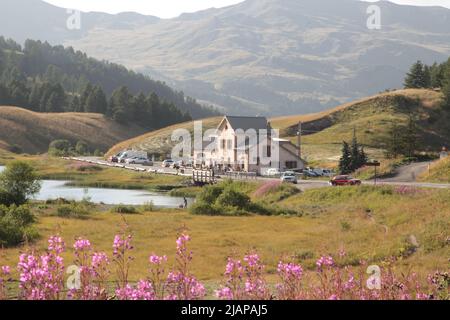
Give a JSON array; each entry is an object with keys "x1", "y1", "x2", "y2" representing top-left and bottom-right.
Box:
[{"x1": 297, "y1": 121, "x2": 302, "y2": 159}]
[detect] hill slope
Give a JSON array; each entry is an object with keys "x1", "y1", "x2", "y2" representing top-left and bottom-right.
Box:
[
  {"x1": 107, "y1": 117, "x2": 222, "y2": 158},
  {"x1": 420, "y1": 157, "x2": 450, "y2": 183},
  {"x1": 0, "y1": 106, "x2": 147, "y2": 154},
  {"x1": 109, "y1": 89, "x2": 450, "y2": 163}
]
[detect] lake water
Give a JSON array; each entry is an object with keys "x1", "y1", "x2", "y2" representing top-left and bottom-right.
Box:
[{"x1": 0, "y1": 166, "x2": 192, "y2": 207}]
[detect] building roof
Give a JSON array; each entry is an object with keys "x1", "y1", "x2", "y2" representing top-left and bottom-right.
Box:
[{"x1": 224, "y1": 116, "x2": 269, "y2": 132}]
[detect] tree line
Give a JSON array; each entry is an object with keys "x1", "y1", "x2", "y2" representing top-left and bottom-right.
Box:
[
  {"x1": 404, "y1": 59, "x2": 450, "y2": 108},
  {"x1": 0, "y1": 37, "x2": 218, "y2": 129}
]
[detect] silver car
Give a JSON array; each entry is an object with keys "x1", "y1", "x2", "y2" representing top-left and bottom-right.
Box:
[
  {"x1": 281, "y1": 171, "x2": 298, "y2": 184},
  {"x1": 125, "y1": 157, "x2": 153, "y2": 166}
]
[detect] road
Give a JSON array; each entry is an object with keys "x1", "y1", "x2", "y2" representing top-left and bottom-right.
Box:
[
  {"x1": 68, "y1": 157, "x2": 450, "y2": 190},
  {"x1": 379, "y1": 161, "x2": 432, "y2": 183}
]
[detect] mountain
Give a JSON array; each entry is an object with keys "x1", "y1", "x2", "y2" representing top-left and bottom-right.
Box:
[
  {"x1": 0, "y1": 0, "x2": 160, "y2": 44},
  {"x1": 0, "y1": 106, "x2": 147, "y2": 154},
  {"x1": 1, "y1": 0, "x2": 450, "y2": 116},
  {"x1": 108, "y1": 89, "x2": 450, "y2": 163}
]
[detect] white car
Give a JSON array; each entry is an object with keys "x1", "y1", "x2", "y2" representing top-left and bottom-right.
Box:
[
  {"x1": 266, "y1": 168, "x2": 281, "y2": 176},
  {"x1": 125, "y1": 157, "x2": 153, "y2": 166},
  {"x1": 281, "y1": 171, "x2": 298, "y2": 184},
  {"x1": 162, "y1": 159, "x2": 175, "y2": 167}
]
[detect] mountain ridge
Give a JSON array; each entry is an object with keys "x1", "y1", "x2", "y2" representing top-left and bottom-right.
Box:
[{"x1": 2, "y1": 0, "x2": 450, "y2": 116}]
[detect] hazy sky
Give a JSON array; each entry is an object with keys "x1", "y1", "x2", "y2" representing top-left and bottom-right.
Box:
[{"x1": 43, "y1": 0, "x2": 450, "y2": 18}]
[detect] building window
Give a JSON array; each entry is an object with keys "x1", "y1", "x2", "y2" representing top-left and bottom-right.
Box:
[
  {"x1": 221, "y1": 139, "x2": 226, "y2": 150},
  {"x1": 227, "y1": 139, "x2": 232, "y2": 150},
  {"x1": 267, "y1": 145, "x2": 271, "y2": 157},
  {"x1": 285, "y1": 161, "x2": 297, "y2": 169}
]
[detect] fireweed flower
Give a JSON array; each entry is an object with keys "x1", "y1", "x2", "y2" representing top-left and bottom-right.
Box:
[
  {"x1": 1, "y1": 266, "x2": 10, "y2": 275},
  {"x1": 149, "y1": 255, "x2": 167, "y2": 265},
  {"x1": 74, "y1": 238, "x2": 92, "y2": 252},
  {"x1": 48, "y1": 236, "x2": 65, "y2": 255},
  {"x1": 2, "y1": 235, "x2": 448, "y2": 300},
  {"x1": 17, "y1": 236, "x2": 65, "y2": 300},
  {"x1": 316, "y1": 256, "x2": 334, "y2": 270},
  {"x1": 115, "y1": 281, "x2": 155, "y2": 301},
  {"x1": 176, "y1": 234, "x2": 191, "y2": 251}
]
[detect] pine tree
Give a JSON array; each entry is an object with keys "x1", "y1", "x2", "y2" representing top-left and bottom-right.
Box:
[
  {"x1": 45, "y1": 92, "x2": 60, "y2": 113},
  {"x1": 69, "y1": 96, "x2": 82, "y2": 112},
  {"x1": 79, "y1": 83, "x2": 93, "y2": 111},
  {"x1": 430, "y1": 62, "x2": 445, "y2": 88},
  {"x1": 423, "y1": 65, "x2": 431, "y2": 88},
  {"x1": 442, "y1": 61, "x2": 450, "y2": 110},
  {"x1": 385, "y1": 123, "x2": 402, "y2": 158},
  {"x1": 110, "y1": 86, "x2": 132, "y2": 123},
  {"x1": 28, "y1": 82, "x2": 42, "y2": 111},
  {"x1": 404, "y1": 61, "x2": 427, "y2": 89},
  {"x1": 339, "y1": 142, "x2": 352, "y2": 174},
  {"x1": 0, "y1": 83, "x2": 10, "y2": 105},
  {"x1": 44, "y1": 84, "x2": 65, "y2": 112},
  {"x1": 85, "y1": 86, "x2": 107, "y2": 114},
  {"x1": 403, "y1": 116, "x2": 419, "y2": 158}
]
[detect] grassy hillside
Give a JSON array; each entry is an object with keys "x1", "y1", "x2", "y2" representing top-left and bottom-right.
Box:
[
  {"x1": 420, "y1": 157, "x2": 450, "y2": 183},
  {"x1": 107, "y1": 117, "x2": 222, "y2": 157},
  {"x1": 271, "y1": 89, "x2": 449, "y2": 164},
  {"x1": 109, "y1": 89, "x2": 449, "y2": 166},
  {"x1": 0, "y1": 106, "x2": 147, "y2": 154}
]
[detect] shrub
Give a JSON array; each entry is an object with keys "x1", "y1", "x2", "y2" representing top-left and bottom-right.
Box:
[
  {"x1": 0, "y1": 205, "x2": 37, "y2": 247},
  {"x1": 56, "y1": 203, "x2": 91, "y2": 219},
  {"x1": 216, "y1": 187, "x2": 251, "y2": 209},
  {"x1": 189, "y1": 202, "x2": 219, "y2": 216},
  {"x1": 111, "y1": 205, "x2": 138, "y2": 214},
  {"x1": 140, "y1": 201, "x2": 155, "y2": 212},
  {"x1": 191, "y1": 181, "x2": 300, "y2": 216},
  {"x1": 48, "y1": 139, "x2": 72, "y2": 156},
  {"x1": 0, "y1": 161, "x2": 41, "y2": 206},
  {"x1": 75, "y1": 141, "x2": 89, "y2": 156}
]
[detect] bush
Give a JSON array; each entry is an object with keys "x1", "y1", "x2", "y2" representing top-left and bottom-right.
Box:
[
  {"x1": 0, "y1": 205, "x2": 38, "y2": 247},
  {"x1": 111, "y1": 205, "x2": 138, "y2": 214},
  {"x1": 0, "y1": 161, "x2": 41, "y2": 206},
  {"x1": 190, "y1": 181, "x2": 299, "y2": 217},
  {"x1": 75, "y1": 141, "x2": 89, "y2": 156},
  {"x1": 49, "y1": 139, "x2": 72, "y2": 156},
  {"x1": 140, "y1": 201, "x2": 155, "y2": 212},
  {"x1": 189, "y1": 202, "x2": 219, "y2": 216},
  {"x1": 56, "y1": 203, "x2": 91, "y2": 219},
  {"x1": 216, "y1": 187, "x2": 251, "y2": 209}
]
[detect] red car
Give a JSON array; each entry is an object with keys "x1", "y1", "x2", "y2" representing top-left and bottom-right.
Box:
[{"x1": 330, "y1": 175, "x2": 362, "y2": 186}]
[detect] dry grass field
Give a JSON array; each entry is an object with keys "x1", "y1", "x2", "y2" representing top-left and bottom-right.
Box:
[
  {"x1": 0, "y1": 106, "x2": 147, "y2": 154},
  {"x1": 0, "y1": 185, "x2": 448, "y2": 285},
  {"x1": 420, "y1": 157, "x2": 450, "y2": 183}
]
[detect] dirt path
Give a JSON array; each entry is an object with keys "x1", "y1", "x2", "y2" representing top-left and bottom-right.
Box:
[{"x1": 380, "y1": 161, "x2": 431, "y2": 183}]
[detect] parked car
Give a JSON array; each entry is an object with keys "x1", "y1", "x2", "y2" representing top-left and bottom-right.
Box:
[
  {"x1": 330, "y1": 175, "x2": 362, "y2": 186},
  {"x1": 321, "y1": 169, "x2": 335, "y2": 177},
  {"x1": 109, "y1": 155, "x2": 120, "y2": 163},
  {"x1": 303, "y1": 170, "x2": 319, "y2": 177},
  {"x1": 162, "y1": 159, "x2": 175, "y2": 167},
  {"x1": 117, "y1": 151, "x2": 148, "y2": 163},
  {"x1": 170, "y1": 160, "x2": 184, "y2": 169},
  {"x1": 125, "y1": 157, "x2": 153, "y2": 166},
  {"x1": 266, "y1": 168, "x2": 281, "y2": 176},
  {"x1": 281, "y1": 171, "x2": 298, "y2": 184}
]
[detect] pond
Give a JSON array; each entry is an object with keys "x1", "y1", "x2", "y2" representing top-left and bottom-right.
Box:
[{"x1": 0, "y1": 166, "x2": 193, "y2": 207}]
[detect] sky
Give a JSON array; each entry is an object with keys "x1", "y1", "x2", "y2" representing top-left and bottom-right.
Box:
[{"x1": 42, "y1": 0, "x2": 450, "y2": 18}]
